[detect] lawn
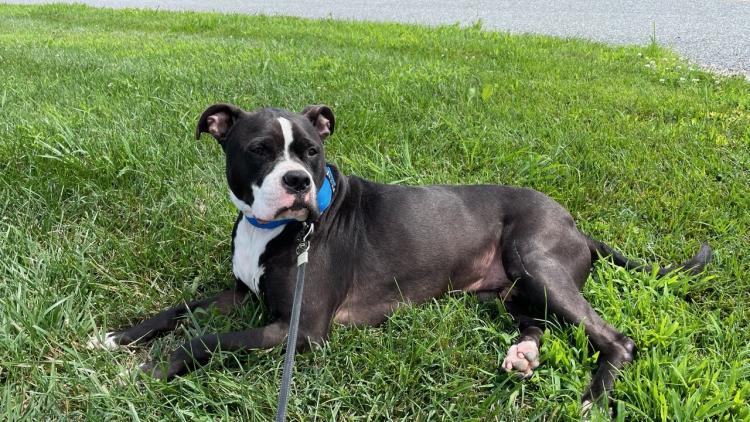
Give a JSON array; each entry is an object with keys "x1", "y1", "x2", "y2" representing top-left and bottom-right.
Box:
[{"x1": 0, "y1": 4, "x2": 748, "y2": 420}]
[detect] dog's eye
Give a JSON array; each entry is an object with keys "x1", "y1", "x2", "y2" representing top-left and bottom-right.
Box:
[
  {"x1": 248, "y1": 145, "x2": 268, "y2": 156},
  {"x1": 307, "y1": 147, "x2": 319, "y2": 157}
]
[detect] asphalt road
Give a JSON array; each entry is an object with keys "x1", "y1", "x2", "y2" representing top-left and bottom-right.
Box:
[{"x1": 4, "y1": 0, "x2": 750, "y2": 78}]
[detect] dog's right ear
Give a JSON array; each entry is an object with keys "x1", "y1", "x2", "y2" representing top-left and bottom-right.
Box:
[{"x1": 195, "y1": 103, "x2": 244, "y2": 143}]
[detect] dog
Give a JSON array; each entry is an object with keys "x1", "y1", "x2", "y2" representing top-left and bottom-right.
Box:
[{"x1": 89, "y1": 103, "x2": 711, "y2": 409}]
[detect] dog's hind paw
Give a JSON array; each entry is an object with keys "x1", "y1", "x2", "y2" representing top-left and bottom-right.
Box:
[
  {"x1": 87, "y1": 331, "x2": 121, "y2": 351},
  {"x1": 502, "y1": 340, "x2": 540, "y2": 378},
  {"x1": 580, "y1": 399, "x2": 614, "y2": 420}
]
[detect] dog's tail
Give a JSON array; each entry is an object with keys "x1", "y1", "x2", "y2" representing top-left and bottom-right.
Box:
[{"x1": 585, "y1": 236, "x2": 712, "y2": 278}]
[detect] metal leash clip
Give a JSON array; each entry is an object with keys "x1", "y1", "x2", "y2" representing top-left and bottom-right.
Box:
[{"x1": 296, "y1": 223, "x2": 314, "y2": 266}]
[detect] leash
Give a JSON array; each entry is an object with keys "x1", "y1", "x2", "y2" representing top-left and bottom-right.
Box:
[
  {"x1": 275, "y1": 222, "x2": 314, "y2": 422},
  {"x1": 272, "y1": 166, "x2": 337, "y2": 420}
]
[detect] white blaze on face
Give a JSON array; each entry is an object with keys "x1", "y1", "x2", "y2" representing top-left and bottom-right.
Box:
[
  {"x1": 279, "y1": 116, "x2": 294, "y2": 160},
  {"x1": 231, "y1": 117, "x2": 317, "y2": 222}
]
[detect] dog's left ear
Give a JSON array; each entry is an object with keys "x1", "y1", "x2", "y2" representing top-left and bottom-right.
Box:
[
  {"x1": 301, "y1": 105, "x2": 335, "y2": 140},
  {"x1": 195, "y1": 103, "x2": 245, "y2": 144}
]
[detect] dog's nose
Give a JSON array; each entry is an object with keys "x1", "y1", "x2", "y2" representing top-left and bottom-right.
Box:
[{"x1": 282, "y1": 171, "x2": 311, "y2": 194}]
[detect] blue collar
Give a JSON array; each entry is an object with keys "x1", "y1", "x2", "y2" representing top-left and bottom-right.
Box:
[{"x1": 244, "y1": 165, "x2": 337, "y2": 229}]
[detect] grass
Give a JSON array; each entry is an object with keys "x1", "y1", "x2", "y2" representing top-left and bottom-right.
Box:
[{"x1": 0, "y1": 3, "x2": 748, "y2": 420}]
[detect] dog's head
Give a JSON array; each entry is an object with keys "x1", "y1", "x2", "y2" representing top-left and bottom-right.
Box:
[{"x1": 196, "y1": 103, "x2": 335, "y2": 223}]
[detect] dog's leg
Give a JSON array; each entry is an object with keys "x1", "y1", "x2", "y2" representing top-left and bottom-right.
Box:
[
  {"x1": 141, "y1": 320, "x2": 328, "y2": 380},
  {"x1": 140, "y1": 322, "x2": 288, "y2": 380},
  {"x1": 548, "y1": 291, "x2": 635, "y2": 411},
  {"x1": 506, "y1": 240, "x2": 635, "y2": 408},
  {"x1": 89, "y1": 285, "x2": 248, "y2": 349}
]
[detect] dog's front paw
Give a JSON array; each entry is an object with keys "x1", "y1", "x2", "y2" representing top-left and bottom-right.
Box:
[
  {"x1": 502, "y1": 340, "x2": 540, "y2": 378},
  {"x1": 137, "y1": 360, "x2": 168, "y2": 381},
  {"x1": 87, "y1": 331, "x2": 122, "y2": 351}
]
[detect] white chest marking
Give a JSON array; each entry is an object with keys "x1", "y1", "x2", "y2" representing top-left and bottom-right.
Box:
[{"x1": 232, "y1": 216, "x2": 284, "y2": 295}]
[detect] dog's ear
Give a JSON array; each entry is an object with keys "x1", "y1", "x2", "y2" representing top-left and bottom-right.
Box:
[
  {"x1": 301, "y1": 105, "x2": 335, "y2": 140},
  {"x1": 196, "y1": 103, "x2": 244, "y2": 143}
]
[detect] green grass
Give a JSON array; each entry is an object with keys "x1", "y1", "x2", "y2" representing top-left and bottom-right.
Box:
[{"x1": 1, "y1": 4, "x2": 749, "y2": 420}]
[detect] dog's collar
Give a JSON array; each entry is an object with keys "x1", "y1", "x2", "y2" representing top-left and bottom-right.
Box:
[{"x1": 244, "y1": 165, "x2": 337, "y2": 229}]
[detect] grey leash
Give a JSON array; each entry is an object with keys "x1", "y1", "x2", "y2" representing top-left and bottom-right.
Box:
[{"x1": 275, "y1": 222, "x2": 314, "y2": 422}]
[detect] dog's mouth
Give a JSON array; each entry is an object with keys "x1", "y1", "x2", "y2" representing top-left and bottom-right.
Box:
[{"x1": 259, "y1": 198, "x2": 318, "y2": 223}]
